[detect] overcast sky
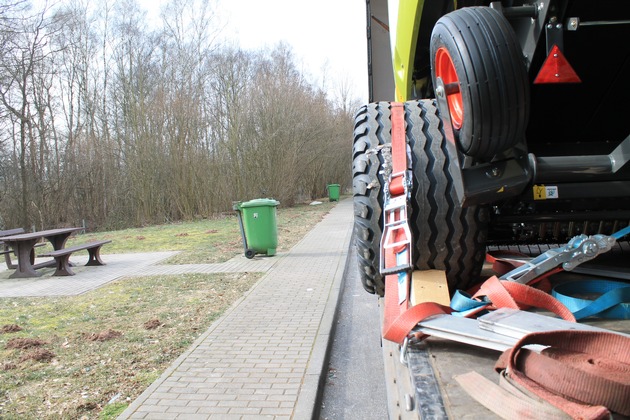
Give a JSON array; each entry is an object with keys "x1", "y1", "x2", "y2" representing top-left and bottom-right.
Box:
[
  {"x1": 140, "y1": 0, "x2": 370, "y2": 103},
  {"x1": 219, "y1": 0, "x2": 369, "y2": 102}
]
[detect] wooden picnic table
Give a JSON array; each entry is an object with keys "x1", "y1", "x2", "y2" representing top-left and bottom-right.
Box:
[
  {"x1": 0, "y1": 228, "x2": 28, "y2": 269},
  {"x1": 0, "y1": 227, "x2": 82, "y2": 278}
]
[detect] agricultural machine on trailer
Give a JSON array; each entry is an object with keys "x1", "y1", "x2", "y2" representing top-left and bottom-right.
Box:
[
  {"x1": 352, "y1": 3, "x2": 630, "y2": 417},
  {"x1": 353, "y1": 0, "x2": 630, "y2": 297}
]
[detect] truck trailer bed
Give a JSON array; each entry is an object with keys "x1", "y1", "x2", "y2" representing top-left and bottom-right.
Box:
[{"x1": 383, "y1": 259, "x2": 630, "y2": 419}]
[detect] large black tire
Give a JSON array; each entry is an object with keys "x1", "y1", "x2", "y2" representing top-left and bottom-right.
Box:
[
  {"x1": 430, "y1": 7, "x2": 529, "y2": 160},
  {"x1": 407, "y1": 99, "x2": 489, "y2": 293},
  {"x1": 352, "y1": 103, "x2": 390, "y2": 296},
  {"x1": 352, "y1": 100, "x2": 488, "y2": 296}
]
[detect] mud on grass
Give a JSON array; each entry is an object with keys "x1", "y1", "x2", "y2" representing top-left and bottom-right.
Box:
[{"x1": 0, "y1": 272, "x2": 260, "y2": 419}]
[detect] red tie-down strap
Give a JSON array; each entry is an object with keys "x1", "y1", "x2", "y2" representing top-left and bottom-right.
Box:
[
  {"x1": 382, "y1": 273, "x2": 452, "y2": 343},
  {"x1": 472, "y1": 276, "x2": 576, "y2": 322},
  {"x1": 379, "y1": 102, "x2": 413, "y2": 275},
  {"x1": 388, "y1": 102, "x2": 408, "y2": 254},
  {"x1": 381, "y1": 102, "x2": 451, "y2": 343},
  {"x1": 495, "y1": 330, "x2": 630, "y2": 419},
  {"x1": 484, "y1": 250, "x2": 562, "y2": 292},
  {"x1": 382, "y1": 266, "x2": 575, "y2": 344},
  {"x1": 389, "y1": 103, "x2": 407, "y2": 195},
  {"x1": 382, "y1": 273, "x2": 574, "y2": 344},
  {"x1": 485, "y1": 250, "x2": 529, "y2": 276}
]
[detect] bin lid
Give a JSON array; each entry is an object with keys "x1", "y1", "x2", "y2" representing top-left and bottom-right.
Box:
[
  {"x1": 327, "y1": 184, "x2": 340, "y2": 187},
  {"x1": 240, "y1": 198, "x2": 280, "y2": 208}
]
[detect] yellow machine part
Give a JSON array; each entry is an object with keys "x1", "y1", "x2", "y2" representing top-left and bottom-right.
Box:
[
  {"x1": 390, "y1": 0, "x2": 424, "y2": 102},
  {"x1": 391, "y1": 1, "x2": 458, "y2": 101}
]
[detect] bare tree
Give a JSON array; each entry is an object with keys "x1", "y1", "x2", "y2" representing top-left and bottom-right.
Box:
[
  {"x1": 0, "y1": 0, "x2": 355, "y2": 232},
  {"x1": 0, "y1": 2, "x2": 55, "y2": 227}
]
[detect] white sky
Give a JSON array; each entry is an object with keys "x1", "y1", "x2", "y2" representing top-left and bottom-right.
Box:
[{"x1": 140, "y1": 0, "x2": 370, "y2": 103}]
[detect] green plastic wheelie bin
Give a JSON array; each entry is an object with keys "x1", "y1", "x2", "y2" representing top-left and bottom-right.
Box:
[
  {"x1": 327, "y1": 184, "x2": 340, "y2": 202},
  {"x1": 234, "y1": 198, "x2": 279, "y2": 259}
]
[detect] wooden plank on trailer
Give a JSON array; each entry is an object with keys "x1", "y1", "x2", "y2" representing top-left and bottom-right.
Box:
[{"x1": 410, "y1": 270, "x2": 451, "y2": 307}]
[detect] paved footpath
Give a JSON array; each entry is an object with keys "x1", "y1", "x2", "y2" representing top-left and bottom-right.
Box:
[{"x1": 119, "y1": 198, "x2": 354, "y2": 419}]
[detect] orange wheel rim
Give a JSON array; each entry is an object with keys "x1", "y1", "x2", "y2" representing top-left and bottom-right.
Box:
[{"x1": 435, "y1": 47, "x2": 463, "y2": 129}]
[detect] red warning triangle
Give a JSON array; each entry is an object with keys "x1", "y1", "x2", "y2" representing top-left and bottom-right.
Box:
[{"x1": 534, "y1": 45, "x2": 581, "y2": 84}]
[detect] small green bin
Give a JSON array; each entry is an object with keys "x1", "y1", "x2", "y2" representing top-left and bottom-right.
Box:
[
  {"x1": 327, "y1": 184, "x2": 340, "y2": 202},
  {"x1": 234, "y1": 198, "x2": 279, "y2": 258}
]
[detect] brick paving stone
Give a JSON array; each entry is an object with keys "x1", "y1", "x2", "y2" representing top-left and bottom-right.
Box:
[{"x1": 118, "y1": 199, "x2": 353, "y2": 419}]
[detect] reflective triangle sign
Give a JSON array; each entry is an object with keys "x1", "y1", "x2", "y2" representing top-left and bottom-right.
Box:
[{"x1": 534, "y1": 45, "x2": 582, "y2": 84}]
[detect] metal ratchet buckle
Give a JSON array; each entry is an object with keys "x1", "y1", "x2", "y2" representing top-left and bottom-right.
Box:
[
  {"x1": 500, "y1": 233, "x2": 617, "y2": 285},
  {"x1": 379, "y1": 171, "x2": 412, "y2": 276}
]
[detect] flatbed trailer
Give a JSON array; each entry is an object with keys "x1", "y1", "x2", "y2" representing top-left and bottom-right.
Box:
[
  {"x1": 381, "y1": 260, "x2": 630, "y2": 419},
  {"x1": 383, "y1": 274, "x2": 630, "y2": 420}
]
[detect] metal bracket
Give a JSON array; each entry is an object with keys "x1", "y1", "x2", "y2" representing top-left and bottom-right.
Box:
[
  {"x1": 545, "y1": 18, "x2": 564, "y2": 54},
  {"x1": 490, "y1": 1, "x2": 538, "y2": 19},
  {"x1": 399, "y1": 336, "x2": 409, "y2": 365},
  {"x1": 567, "y1": 17, "x2": 630, "y2": 30},
  {"x1": 610, "y1": 133, "x2": 630, "y2": 173},
  {"x1": 434, "y1": 77, "x2": 466, "y2": 206},
  {"x1": 434, "y1": 77, "x2": 531, "y2": 207}
]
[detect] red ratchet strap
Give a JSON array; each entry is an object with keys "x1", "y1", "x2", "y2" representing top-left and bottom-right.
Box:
[
  {"x1": 496, "y1": 330, "x2": 630, "y2": 419},
  {"x1": 379, "y1": 103, "x2": 413, "y2": 275},
  {"x1": 485, "y1": 250, "x2": 561, "y2": 289},
  {"x1": 382, "y1": 274, "x2": 451, "y2": 343},
  {"x1": 381, "y1": 103, "x2": 450, "y2": 343},
  {"x1": 485, "y1": 250, "x2": 528, "y2": 276},
  {"x1": 389, "y1": 103, "x2": 406, "y2": 195},
  {"x1": 473, "y1": 276, "x2": 576, "y2": 322}
]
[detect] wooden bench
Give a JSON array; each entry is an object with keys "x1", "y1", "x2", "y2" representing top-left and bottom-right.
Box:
[{"x1": 38, "y1": 240, "x2": 112, "y2": 276}]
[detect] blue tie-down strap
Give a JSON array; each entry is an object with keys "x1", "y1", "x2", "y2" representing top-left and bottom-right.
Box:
[
  {"x1": 552, "y1": 280, "x2": 630, "y2": 320},
  {"x1": 612, "y1": 225, "x2": 630, "y2": 240},
  {"x1": 450, "y1": 290, "x2": 489, "y2": 317}
]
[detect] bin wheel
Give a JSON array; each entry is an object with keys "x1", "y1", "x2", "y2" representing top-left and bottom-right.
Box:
[
  {"x1": 407, "y1": 99, "x2": 488, "y2": 293},
  {"x1": 245, "y1": 249, "x2": 256, "y2": 259},
  {"x1": 430, "y1": 6, "x2": 529, "y2": 160},
  {"x1": 352, "y1": 102, "x2": 390, "y2": 296}
]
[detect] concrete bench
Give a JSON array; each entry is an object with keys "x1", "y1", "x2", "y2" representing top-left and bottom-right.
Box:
[{"x1": 39, "y1": 240, "x2": 112, "y2": 276}]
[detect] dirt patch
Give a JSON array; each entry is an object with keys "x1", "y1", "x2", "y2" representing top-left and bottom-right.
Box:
[
  {"x1": 77, "y1": 401, "x2": 99, "y2": 411},
  {"x1": 175, "y1": 232, "x2": 188, "y2": 237},
  {"x1": 0, "y1": 272, "x2": 262, "y2": 418},
  {"x1": 143, "y1": 319, "x2": 161, "y2": 330},
  {"x1": 84, "y1": 329, "x2": 122, "y2": 342},
  {"x1": 0, "y1": 324, "x2": 22, "y2": 334},
  {"x1": 2, "y1": 362, "x2": 17, "y2": 371},
  {"x1": 6, "y1": 337, "x2": 46, "y2": 349},
  {"x1": 19, "y1": 348, "x2": 55, "y2": 363}
]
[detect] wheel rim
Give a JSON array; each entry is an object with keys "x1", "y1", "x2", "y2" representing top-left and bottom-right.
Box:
[{"x1": 435, "y1": 47, "x2": 463, "y2": 130}]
